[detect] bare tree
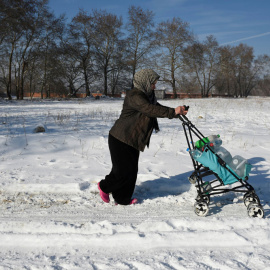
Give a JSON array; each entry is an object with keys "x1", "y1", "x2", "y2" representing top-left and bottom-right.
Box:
[
  {"x1": 184, "y1": 35, "x2": 220, "y2": 97},
  {"x1": 23, "y1": 49, "x2": 40, "y2": 99},
  {"x1": 37, "y1": 12, "x2": 65, "y2": 99},
  {"x1": 232, "y1": 44, "x2": 254, "y2": 97},
  {"x1": 2, "y1": 3, "x2": 270, "y2": 101},
  {"x1": 126, "y1": 6, "x2": 155, "y2": 87},
  {"x1": 0, "y1": 0, "x2": 32, "y2": 45},
  {"x1": 0, "y1": 0, "x2": 62, "y2": 99},
  {"x1": 17, "y1": 0, "x2": 58, "y2": 100},
  {"x1": 255, "y1": 74, "x2": 270, "y2": 96},
  {"x1": 217, "y1": 44, "x2": 268, "y2": 97},
  {"x1": 60, "y1": 45, "x2": 85, "y2": 97},
  {"x1": 242, "y1": 54, "x2": 270, "y2": 97},
  {"x1": 3, "y1": 21, "x2": 24, "y2": 99},
  {"x1": 92, "y1": 10, "x2": 123, "y2": 96},
  {"x1": 108, "y1": 40, "x2": 130, "y2": 95},
  {"x1": 67, "y1": 10, "x2": 96, "y2": 97},
  {"x1": 215, "y1": 45, "x2": 235, "y2": 96},
  {"x1": 155, "y1": 17, "x2": 193, "y2": 98}
]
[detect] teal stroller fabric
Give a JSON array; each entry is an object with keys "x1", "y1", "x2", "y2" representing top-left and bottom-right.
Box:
[{"x1": 193, "y1": 148, "x2": 252, "y2": 185}]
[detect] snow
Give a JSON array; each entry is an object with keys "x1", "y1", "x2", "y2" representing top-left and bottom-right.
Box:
[{"x1": 0, "y1": 97, "x2": 270, "y2": 269}]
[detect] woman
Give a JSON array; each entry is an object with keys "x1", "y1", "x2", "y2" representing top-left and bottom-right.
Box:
[{"x1": 98, "y1": 69, "x2": 188, "y2": 205}]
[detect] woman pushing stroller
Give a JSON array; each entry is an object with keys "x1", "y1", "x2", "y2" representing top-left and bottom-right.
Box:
[{"x1": 98, "y1": 69, "x2": 188, "y2": 205}]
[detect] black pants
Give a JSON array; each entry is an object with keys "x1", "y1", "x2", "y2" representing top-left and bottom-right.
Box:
[{"x1": 99, "y1": 134, "x2": 140, "y2": 205}]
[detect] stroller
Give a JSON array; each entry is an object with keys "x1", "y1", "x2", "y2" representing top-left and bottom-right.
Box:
[{"x1": 179, "y1": 107, "x2": 264, "y2": 218}]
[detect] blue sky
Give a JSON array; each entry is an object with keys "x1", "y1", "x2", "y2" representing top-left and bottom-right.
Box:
[{"x1": 48, "y1": 0, "x2": 270, "y2": 56}]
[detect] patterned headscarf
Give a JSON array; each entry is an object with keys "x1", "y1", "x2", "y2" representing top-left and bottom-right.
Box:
[
  {"x1": 133, "y1": 69, "x2": 160, "y2": 96},
  {"x1": 133, "y1": 69, "x2": 160, "y2": 133}
]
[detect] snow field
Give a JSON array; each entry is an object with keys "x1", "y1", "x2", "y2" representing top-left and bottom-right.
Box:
[{"x1": 0, "y1": 97, "x2": 270, "y2": 269}]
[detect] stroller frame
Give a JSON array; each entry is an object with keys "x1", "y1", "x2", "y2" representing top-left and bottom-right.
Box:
[{"x1": 179, "y1": 114, "x2": 264, "y2": 218}]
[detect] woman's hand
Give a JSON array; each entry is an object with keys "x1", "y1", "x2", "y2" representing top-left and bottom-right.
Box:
[{"x1": 175, "y1": 106, "x2": 188, "y2": 115}]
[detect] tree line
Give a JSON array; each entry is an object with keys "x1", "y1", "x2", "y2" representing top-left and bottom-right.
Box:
[{"x1": 1, "y1": 0, "x2": 269, "y2": 100}]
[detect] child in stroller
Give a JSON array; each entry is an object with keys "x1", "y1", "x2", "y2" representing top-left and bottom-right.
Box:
[{"x1": 179, "y1": 107, "x2": 264, "y2": 218}]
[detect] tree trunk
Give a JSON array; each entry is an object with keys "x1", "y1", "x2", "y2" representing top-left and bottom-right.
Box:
[
  {"x1": 104, "y1": 65, "x2": 108, "y2": 96},
  {"x1": 19, "y1": 60, "x2": 26, "y2": 100},
  {"x1": 131, "y1": 57, "x2": 137, "y2": 89},
  {"x1": 171, "y1": 69, "x2": 177, "y2": 99},
  {"x1": 41, "y1": 54, "x2": 48, "y2": 99},
  {"x1": 7, "y1": 43, "x2": 15, "y2": 100},
  {"x1": 83, "y1": 63, "x2": 90, "y2": 96}
]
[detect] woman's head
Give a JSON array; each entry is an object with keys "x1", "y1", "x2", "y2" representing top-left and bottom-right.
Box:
[{"x1": 133, "y1": 69, "x2": 160, "y2": 95}]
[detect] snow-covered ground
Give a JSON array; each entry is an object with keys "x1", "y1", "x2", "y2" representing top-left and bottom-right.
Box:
[{"x1": 0, "y1": 97, "x2": 269, "y2": 270}]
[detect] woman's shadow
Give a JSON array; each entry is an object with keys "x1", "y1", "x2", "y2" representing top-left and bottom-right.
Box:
[{"x1": 135, "y1": 171, "x2": 193, "y2": 200}]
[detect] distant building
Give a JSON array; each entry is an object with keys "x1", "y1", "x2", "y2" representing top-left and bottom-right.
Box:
[{"x1": 155, "y1": 89, "x2": 166, "y2": 99}]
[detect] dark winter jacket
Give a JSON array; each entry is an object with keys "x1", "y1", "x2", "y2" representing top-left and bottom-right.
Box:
[{"x1": 109, "y1": 88, "x2": 176, "y2": 152}]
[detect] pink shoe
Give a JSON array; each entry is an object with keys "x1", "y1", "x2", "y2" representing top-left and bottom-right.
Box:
[
  {"x1": 129, "y1": 198, "x2": 138, "y2": 205},
  {"x1": 98, "y1": 182, "x2": 110, "y2": 203},
  {"x1": 114, "y1": 198, "x2": 138, "y2": 206}
]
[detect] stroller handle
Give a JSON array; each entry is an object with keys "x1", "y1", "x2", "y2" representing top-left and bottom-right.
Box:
[{"x1": 178, "y1": 105, "x2": 190, "y2": 122}]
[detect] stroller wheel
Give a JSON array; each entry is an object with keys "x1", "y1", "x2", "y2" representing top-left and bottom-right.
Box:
[
  {"x1": 247, "y1": 203, "x2": 264, "y2": 218},
  {"x1": 196, "y1": 194, "x2": 210, "y2": 205},
  {"x1": 188, "y1": 174, "x2": 198, "y2": 184},
  {"x1": 194, "y1": 201, "x2": 209, "y2": 217},
  {"x1": 244, "y1": 193, "x2": 260, "y2": 207}
]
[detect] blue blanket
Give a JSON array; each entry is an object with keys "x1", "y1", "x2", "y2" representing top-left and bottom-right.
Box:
[{"x1": 192, "y1": 148, "x2": 252, "y2": 185}]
